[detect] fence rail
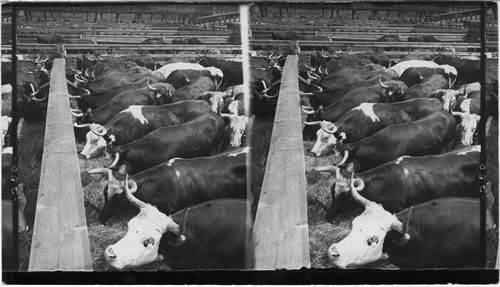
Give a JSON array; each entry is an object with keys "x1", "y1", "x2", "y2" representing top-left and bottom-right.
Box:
[
  {"x1": 28, "y1": 58, "x2": 92, "y2": 271},
  {"x1": 253, "y1": 55, "x2": 310, "y2": 270}
]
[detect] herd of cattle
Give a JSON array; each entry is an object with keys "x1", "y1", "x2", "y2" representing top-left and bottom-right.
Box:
[
  {"x1": 299, "y1": 51, "x2": 497, "y2": 268},
  {"x1": 0, "y1": 51, "x2": 285, "y2": 270},
  {"x1": 0, "y1": 47, "x2": 497, "y2": 270}
]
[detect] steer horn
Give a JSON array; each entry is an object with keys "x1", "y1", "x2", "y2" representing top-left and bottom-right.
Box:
[
  {"x1": 261, "y1": 79, "x2": 281, "y2": 93},
  {"x1": 336, "y1": 150, "x2": 349, "y2": 167},
  {"x1": 301, "y1": 106, "x2": 316, "y2": 115},
  {"x1": 71, "y1": 111, "x2": 84, "y2": 117},
  {"x1": 321, "y1": 123, "x2": 337, "y2": 134},
  {"x1": 107, "y1": 152, "x2": 120, "y2": 169},
  {"x1": 379, "y1": 76, "x2": 389, "y2": 89},
  {"x1": 92, "y1": 125, "x2": 108, "y2": 136},
  {"x1": 349, "y1": 172, "x2": 371, "y2": 207},
  {"x1": 87, "y1": 167, "x2": 115, "y2": 182},
  {"x1": 313, "y1": 165, "x2": 339, "y2": 173},
  {"x1": 73, "y1": 123, "x2": 93, "y2": 128},
  {"x1": 30, "y1": 92, "x2": 48, "y2": 102},
  {"x1": 124, "y1": 174, "x2": 146, "y2": 209},
  {"x1": 302, "y1": 120, "x2": 322, "y2": 125},
  {"x1": 314, "y1": 85, "x2": 323, "y2": 92},
  {"x1": 147, "y1": 79, "x2": 157, "y2": 91}
]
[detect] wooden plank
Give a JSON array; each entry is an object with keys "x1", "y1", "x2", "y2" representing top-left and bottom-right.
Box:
[
  {"x1": 28, "y1": 58, "x2": 92, "y2": 271},
  {"x1": 253, "y1": 55, "x2": 310, "y2": 270}
]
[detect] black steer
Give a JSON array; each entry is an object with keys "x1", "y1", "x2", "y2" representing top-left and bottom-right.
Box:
[{"x1": 109, "y1": 112, "x2": 225, "y2": 174}]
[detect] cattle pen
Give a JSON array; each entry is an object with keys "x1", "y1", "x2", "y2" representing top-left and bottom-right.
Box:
[{"x1": 28, "y1": 58, "x2": 92, "y2": 271}]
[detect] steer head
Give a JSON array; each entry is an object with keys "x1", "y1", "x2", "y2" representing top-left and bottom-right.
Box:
[
  {"x1": 221, "y1": 101, "x2": 248, "y2": 147},
  {"x1": 452, "y1": 112, "x2": 480, "y2": 146},
  {"x1": 378, "y1": 78, "x2": 408, "y2": 102},
  {"x1": 304, "y1": 120, "x2": 346, "y2": 157},
  {"x1": 314, "y1": 165, "x2": 360, "y2": 221},
  {"x1": 431, "y1": 89, "x2": 459, "y2": 112},
  {"x1": 327, "y1": 173, "x2": 410, "y2": 268},
  {"x1": 147, "y1": 81, "x2": 175, "y2": 104},
  {"x1": 74, "y1": 123, "x2": 114, "y2": 159},
  {"x1": 104, "y1": 175, "x2": 185, "y2": 270}
]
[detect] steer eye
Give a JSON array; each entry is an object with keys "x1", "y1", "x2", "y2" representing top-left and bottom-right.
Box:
[
  {"x1": 143, "y1": 237, "x2": 155, "y2": 247},
  {"x1": 367, "y1": 236, "x2": 379, "y2": 246}
]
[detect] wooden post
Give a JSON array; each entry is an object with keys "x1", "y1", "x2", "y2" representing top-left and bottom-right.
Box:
[
  {"x1": 253, "y1": 56, "x2": 310, "y2": 270},
  {"x1": 28, "y1": 59, "x2": 92, "y2": 271}
]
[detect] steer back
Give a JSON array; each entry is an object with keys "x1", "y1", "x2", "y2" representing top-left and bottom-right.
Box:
[
  {"x1": 383, "y1": 197, "x2": 482, "y2": 269},
  {"x1": 402, "y1": 74, "x2": 449, "y2": 101},
  {"x1": 111, "y1": 112, "x2": 225, "y2": 174},
  {"x1": 77, "y1": 83, "x2": 175, "y2": 124},
  {"x1": 334, "y1": 111, "x2": 456, "y2": 172},
  {"x1": 95, "y1": 147, "x2": 248, "y2": 223},
  {"x1": 171, "y1": 77, "x2": 216, "y2": 103},
  {"x1": 324, "y1": 145, "x2": 480, "y2": 220}
]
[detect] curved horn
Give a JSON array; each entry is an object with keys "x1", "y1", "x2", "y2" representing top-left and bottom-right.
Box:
[
  {"x1": 261, "y1": 79, "x2": 281, "y2": 93},
  {"x1": 147, "y1": 79, "x2": 157, "y2": 91},
  {"x1": 314, "y1": 85, "x2": 323, "y2": 92},
  {"x1": 71, "y1": 111, "x2": 84, "y2": 117},
  {"x1": 35, "y1": 56, "x2": 40, "y2": 63},
  {"x1": 81, "y1": 88, "x2": 91, "y2": 96},
  {"x1": 70, "y1": 67, "x2": 80, "y2": 73},
  {"x1": 124, "y1": 174, "x2": 146, "y2": 209},
  {"x1": 85, "y1": 68, "x2": 90, "y2": 77},
  {"x1": 29, "y1": 83, "x2": 36, "y2": 94},
  {"x1": 336, "y1": 150, "x2": 349, "y2": 166},
  {"x1": 107, "y1": 152, "x2": 120, "y2": 169},
  {"x1": 262, "y1": 91, "x2": 279, "y2": 99},
  {"x1": 68, "y1": 95, "x2": 81, "y2": 99},
  {"x1": 379, "y1": 76, "x2": 389, "y2": 89},
  {"x1": 260, "y1": 80, "x2": 267, "y2": 91},
  {"x1": 302, "y1": 120, "x2": 322, "y2": 125},
  {"x1": 313, "y1": 165, "x2": 339, "y2": 173},
  {"x1": 451, "y1": 111, "x2": 466, "y2": 118},
  {"x1": 31, "y1": 93, "x2": 48, "y2": 102},
  {"x1": 349, "y1": 172, "x2": 371, "y2": 207},
  {"x1": 73, "y1": 123, "x2": 92, "y2": 128},
  {"x1": 321, "y1": 123, "x2": 337, "y2": 134},
  {"x1": 91, "y1": 125, "x2": 107, "y2": 136},
  {"x1": 307, "y1": 70, "x2": 320, "y2": 80},
  {"x1": 302, "y1": 106, "x2": 316, "y2": 115},
  {"x1": 92, "y1": 71, "x2": 95, "y2": 79},
  {"x1": 86, "y1": 167, "x2": 112, "y2": 175}
]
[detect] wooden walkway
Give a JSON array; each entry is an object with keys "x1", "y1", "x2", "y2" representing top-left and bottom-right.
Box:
[
  {"x1": 28, "y1": 58, "x2": 92, "y2": 271},
  {"x1": 253, "y1": 55, "x2": 310, "y2": 270}
]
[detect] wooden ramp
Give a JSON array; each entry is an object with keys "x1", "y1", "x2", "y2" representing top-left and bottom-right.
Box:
[
  {"x1": 253, "y1": 55, "x2": 310, "y2": 270},
  {"x1": 28, "y1": 58, "x2": 92, "y2": 271}
]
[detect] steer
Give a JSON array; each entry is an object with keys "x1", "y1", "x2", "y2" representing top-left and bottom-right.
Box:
[
  {"x1": 220, "y1": 101, "x2": 248, "y2": 147},
  {"x1": 386, "y1": 60, "x2": 439, "y2": 77},
  {"x1": 452, "y1": 111, "x2": 481, "y2": 147},
  {"x1": 73, "y1": 82, "x2": 175, "y2": 125},
  {"x1": 400, "y1": 74, "x2": 449, "y2": 101},
  {"x1": 165, "y1": 69, "x2": 213, "y2": 89},
  {"x1": 316, "y1": 145, "x2": 480, "y2": 220},
  {"x1": 302, "y1": 79, "x2": 407, "y2": 140},
  {"x1": 198, "y1": 57, "x2": 244, "y2": 88},
  {"x1": 154, "y1": 62, "x2": 223, "y2": 81},
  {"x1": 330, "y1": 111, "x2": 456, "y2": 172},
  {"x1": 400, "y1": 65, "x2": 458, "y2": 88},
  {"x1": 76, "y1": 100, "x2": 211, "y2": 159},
  {"x1": 104, "y1": 193, "x2": 252, "y2": 270},
  {"x1": 108, "y1": 112, "x2": 225, "y2": 174},
  {"x1": 327, "y1": 176, "x2": 491, "y2": 269},
  {"x1": 171, "y1": 76, "x2": 217, "y2": 103},
  {"x1": 306, "y1": 98, "x2": 443, "y2": 156},
  {"x1": 88, "y1": 147, "x2": 248, "y2": 223}
]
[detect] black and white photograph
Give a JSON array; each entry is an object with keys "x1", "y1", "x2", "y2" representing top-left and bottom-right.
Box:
[{"x1": 1, "y1": 1, "x2": 499, "y2": 284}]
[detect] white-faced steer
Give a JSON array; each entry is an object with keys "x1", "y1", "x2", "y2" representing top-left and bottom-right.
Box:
[
  {"x1": 104, "y1": 185, "x2": 252, "y2": 270},
  {"x1": 88, "y1": 147, "x2": 248, "y2": 223},
  {"x1": 76, "y1": 100, "x2": 211, "y2": 159},
  {"x1": 305, "y1": 98, "x2": 443, "y2": 157},
  {"x1": 327, "y1": 175, "x2": 491, "y2": 269},
  {"x1": 331, "y1": 111, "x2": 456, "y2": 172},
  {"x1": 316, "y1": 145, "x2": 480, "y2": 221}
]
